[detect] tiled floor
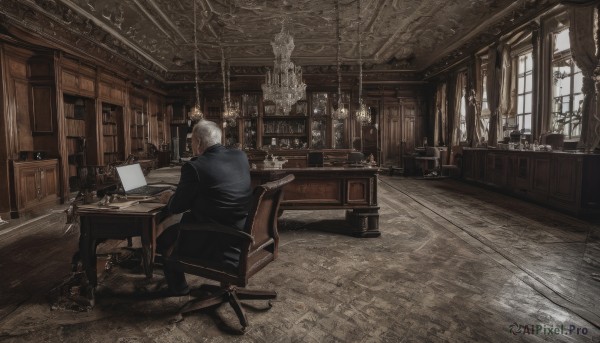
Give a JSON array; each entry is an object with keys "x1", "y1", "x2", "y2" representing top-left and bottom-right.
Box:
[{"x1": 0, "y1": 174, "x2": 598, "y2": 342}]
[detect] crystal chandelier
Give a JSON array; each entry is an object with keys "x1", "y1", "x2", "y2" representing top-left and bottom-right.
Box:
[
  {"x1": 354, "y1": 0, "x2": 370, "y2": 125},
  {"x1": 188, "y1": 0, "x2": 204, "y2": 122},
  {"x1": 221, "y1": 46, "x2": 239, "y2": 124},
  {"x1": 333, "y1": 0, "x2": 348, "y2": 120},
  {"x1": 262, "y1": 22, "x2": 306, "y2": 115}
]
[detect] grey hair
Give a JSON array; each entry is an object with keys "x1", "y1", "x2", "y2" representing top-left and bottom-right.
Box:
[{"x1": 192, "y1": 120, "x2": 222, "y2": 147}]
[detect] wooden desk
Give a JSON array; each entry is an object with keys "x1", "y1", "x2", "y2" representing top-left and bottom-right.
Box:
[
  {"x1": 251, "y1": 167, "x2": 380, "y2": 237},
  {"x1": 77, "y1": 202, "x2": 166, "y2": 289}
]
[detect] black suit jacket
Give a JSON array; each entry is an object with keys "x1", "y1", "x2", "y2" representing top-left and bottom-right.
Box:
[{"x1": 166, "y1": 144, "x2": 252, "y2": 230}]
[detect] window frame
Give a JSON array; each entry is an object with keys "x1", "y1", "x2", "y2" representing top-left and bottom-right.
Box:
[
  {"x1": 550, "y1": 27, "x2": 583, "y2": 139},
  {"x1": 515, "y1": 50, "x2": 534, "y2": 134}
]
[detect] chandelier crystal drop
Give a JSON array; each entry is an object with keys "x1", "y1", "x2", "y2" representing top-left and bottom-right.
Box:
[
  {"x1": 354, "y1": 0, "x2": 370, "y2": 125},
  {"x1": 221, "y1": 46, "x2": 239, "y2": 124},
  {"x1": 262, "y1": 22, "x2": 306, "y2": 115},
  {"x1": 188, "y1": 0, "x2": 204, "y2": 122}
]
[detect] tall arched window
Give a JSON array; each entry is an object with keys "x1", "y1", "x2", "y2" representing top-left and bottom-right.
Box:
[
  {"x1": 516, "y1": 51, "x2": 533, "y2": 133},
  {"x1": 551, "y1": 28, "x2": 583, "y2": 139}
]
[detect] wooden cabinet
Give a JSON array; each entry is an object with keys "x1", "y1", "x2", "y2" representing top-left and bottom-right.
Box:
[
  {"x1": 29, "y1": 85, "x2": 54, "y2": 133},
  {"x1": 10, "y1": 159, "x2": 59, "y2": 218},
  {"x1": 195, "y1": 91, "x2": 353, "y2": 151},
  {"x1": 240, "y1": 94, "x2": 260, "y2": 149},
  {"x1": 262, "y1": 116, "x2": 308, "y2": 149},
  {"x1": 256, "y1": 91, "x2": 348, "y2": 150},
  {"x1": 462, "y1": 149, "x2": 487, "y2": 182},
  {"x1": 308, "y1": 92, "x2": 350, "y2": 149},
  {"x1": 462, "y1": 149, "x2": 600, "y2": 216}
]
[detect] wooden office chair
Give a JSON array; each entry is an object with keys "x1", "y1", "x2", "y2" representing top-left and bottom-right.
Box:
[{"x1": 166, "y1": 174, "x2": 295, "y2": 333}]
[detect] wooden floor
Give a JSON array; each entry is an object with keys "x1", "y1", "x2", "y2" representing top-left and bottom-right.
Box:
[{"x1": 0, "y1": 173, "x2": 599, "y2": 342}]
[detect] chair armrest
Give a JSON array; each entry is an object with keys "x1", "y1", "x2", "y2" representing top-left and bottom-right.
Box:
[{"x1": 179, "y1": 222, "x2": 254, "y2": 243}]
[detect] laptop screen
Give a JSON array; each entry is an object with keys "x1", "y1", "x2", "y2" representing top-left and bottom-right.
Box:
[{"x1": 116, "y1": 164, "x2": 147, "y2": 192}]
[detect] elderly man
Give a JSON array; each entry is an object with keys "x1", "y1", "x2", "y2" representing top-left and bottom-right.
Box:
[{"x1": 156, "y1": 120, "x2": 252, "y2": 296}]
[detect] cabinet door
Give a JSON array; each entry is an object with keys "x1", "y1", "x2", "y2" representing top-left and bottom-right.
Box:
[
  {"x1": 383, "y1": 103, "x2": 401, "y2": 166},
  {"x1": 243, "y1": 118, "x2": 258, "y2": 149},
  {"x1": 310, "y1": 118, "x2": 327, "y2": 149},
  {"x1": 403, "y1": 113, "x2": 416, "y2": 156},
  {"x1": 310, "y1": 93, "x2": 329, "y2": 148},
  {"x1": 79, "y1": 74, "x2": 96, "y2": 96},
  {"x1": 30, "y1": 85, "x2": 54, "y2": 133},
  {"x1": 532, "y1": 157, "x2": 551, "y2": 195},
  {"x1": 40, "y1": 164, "x2": 59, "y2": 201},
  {"x1": 61, "y1": 69, "x2": 79, "y2": 93},
  {"x1": 550, "y1": 156, "x2": 580, "y2": 204},
  {"x1": 18, "y1": 167, "x2": 40, "y2": 209},
  {"x1": 514, "y1": 156, "x2": 531, "y2": 191}
]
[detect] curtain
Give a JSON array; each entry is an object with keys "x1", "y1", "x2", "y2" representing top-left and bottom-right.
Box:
[
  {"x1": 434, "y1": 82, "x2": 447, "y2": 146},
  {"x1": 452, "y1": 72, "x2": 466, "y2": 147},
  {"x1": 568, "y1": 4, "x2": 600, "y2": 151},
  {"x1": 472, "y1": 88, "x2": 484, "y2": 145},
  {"x1": 499, "y1": 44, "x2": 513, "y2": 132},
  {"x1": 487, "y1": 45, "x2": 502, "y2": 146},
  {"x1": 465, "y1": 62, "x2": 477, "y2": 147}
]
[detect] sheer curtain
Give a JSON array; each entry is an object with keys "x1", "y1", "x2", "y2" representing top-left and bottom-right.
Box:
[
  {"x1": 466, "y1": 65, "x2": 477, "y2": 147},
  {"x1": 567, "y1": 3, "x2": 600, "y2": 151}
]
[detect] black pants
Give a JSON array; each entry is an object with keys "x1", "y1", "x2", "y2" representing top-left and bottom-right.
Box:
[{"x1": 157, "y1": 222, "x2": 242, "y2": 294}]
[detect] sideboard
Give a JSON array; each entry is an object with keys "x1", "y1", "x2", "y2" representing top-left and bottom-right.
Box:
[{"x1": 461, "y1": 149, "x2": 600, "y2": 217}]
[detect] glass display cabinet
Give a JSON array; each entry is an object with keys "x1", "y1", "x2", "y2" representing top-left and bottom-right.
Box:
[
  {"x1": 242, "y1": 94, "x2": 259, "y2": 149},
  {"x1": 332, "y1": 92, "x2": 350, "y2": 149},
  {"x1": 310, "y1": 92, "x2": 328, "y2": 149}
]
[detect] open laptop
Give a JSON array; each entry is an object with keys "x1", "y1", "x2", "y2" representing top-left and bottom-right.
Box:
[{"x1": 115, "y1": 163, "x2": 172, "y2": 196}]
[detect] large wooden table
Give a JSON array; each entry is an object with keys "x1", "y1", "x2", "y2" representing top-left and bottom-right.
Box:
[
  {"x1": 77, "y1": 202, "x2": 167, "y2": 291},
  {"x1": 144, "y1": 165, "x2": 381, "y2": 237},
  {"x1": 251, "y1": 166, "x2": 380, "y2": 237}
]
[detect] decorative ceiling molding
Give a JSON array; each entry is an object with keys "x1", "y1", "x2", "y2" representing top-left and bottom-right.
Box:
[
  {"x1": 0, "y1": 0, "x2": 565, "y2": 86},
  {"x1": 423, "y1": 0, "x2": 560, "y2": 79}
]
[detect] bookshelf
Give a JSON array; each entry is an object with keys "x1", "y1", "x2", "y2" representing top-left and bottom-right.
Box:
[
  {"x1": 130, "y1": 108, "x2": 147, "y2": 154},
  {"x1": 101, "y1": 103, "x2": 124, "y2": 164},
  {"x1": 63, "y1": 94, "x2": 94, "y2": 191}
]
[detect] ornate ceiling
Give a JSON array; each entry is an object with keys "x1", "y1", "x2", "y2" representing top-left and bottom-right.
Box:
[{"x1": 0, "y1": 0, "x2": 558, "y2": 84}]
